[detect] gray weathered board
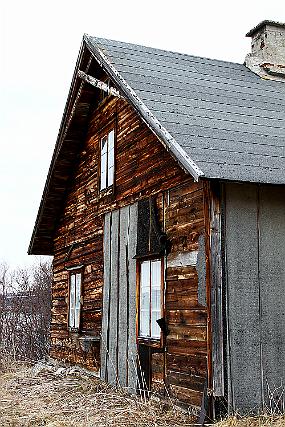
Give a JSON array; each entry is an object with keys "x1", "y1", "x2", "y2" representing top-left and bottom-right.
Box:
[
  {"x1": 101, "y1": 203, "x2": 138, "y2": 392},
  {"x1": 224, "y1": 183, "x2": 285, "y2": 413}
]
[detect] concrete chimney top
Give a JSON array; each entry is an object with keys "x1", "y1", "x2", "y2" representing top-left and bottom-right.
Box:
[{"x1": 245, "y1": 20, "x2": 285, "y2": 81}]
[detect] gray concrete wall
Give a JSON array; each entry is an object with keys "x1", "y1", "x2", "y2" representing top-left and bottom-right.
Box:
[
  {"x1": 259, "y1": 186, "x2": 285, "y2": 407},
  {"x1": 224, "y1": 183, "x2": 285, "y2": 413}
]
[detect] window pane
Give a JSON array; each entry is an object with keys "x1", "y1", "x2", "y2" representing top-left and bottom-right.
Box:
[
  {"x1": 151, "y1": 310, "x2": 161, "y2": 338},
  {"x1": 151, "y1": 260, "x2": 162, "y2": 338},
  {"x1": 140, "y1": 261, "x2": 150, "y2": 336},
  {"x1": 151, "y1": 260, "x2": 161, "y2": 288},
  {"x1": 74, "y1": 308, "x2": 80, "y2": 329},
  {"x1": 75, "y1": 274, "x2": 81, "y2": 309},
  {"x1": 100, "y1": 137, "x2": 108, "y2": 190},
  {"x1": 108, "y1": 165, "x2": 114, "y2": 187},
  {"x1": 107, "y1": 130, "x2": 114, "y2": 187},
  {"x1": 69, "y1": 275, "x2": 76, "y2": 328},
  {"x1": 151, "y1": 260, "x2": 161, "y2": 311},
  {"x1": 141, "y1": 261, "x2": 150, "y2": 287},
  {"x1": 74, "y1": 274, "x2": 81, "y2": 329},
  {"x1": 151, "y1": 286, "x2": 161, "y2": 311},
  {"x1": 140, "y1": 309, "x2": 149, "y2": 337},
  {"x1": 108, "y1": 130, "x2": 114, "y2": 160},
  {"x1": 101, "y1": 153, "x2": 107, "y2": 190},
  {"x1": 102, "y1": 136, "x2": 108, "y2": 155},
  {"x1": 141, "y1": 261, "x2": 150, "y2": 308}
]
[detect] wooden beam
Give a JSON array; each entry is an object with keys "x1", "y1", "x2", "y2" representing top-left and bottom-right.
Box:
[{"x1": 78, "y1": 71, "x2": 125, "y2": 99}]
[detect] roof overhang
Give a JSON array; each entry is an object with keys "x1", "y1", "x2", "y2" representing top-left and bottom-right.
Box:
[
  {"x1": 29, "y1": 42, "x2": 93, "y2": 255},
  {"x1": 29, "y1": 37, "x2": 204, "y2": 255}
]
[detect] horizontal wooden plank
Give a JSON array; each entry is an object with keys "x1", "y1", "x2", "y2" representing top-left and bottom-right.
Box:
[
  {"x1": 169, "y1": 384, "x2": 203, "y2": 408},
  {"x1": 167, "y1": 309, "x2": 207, "y2": 326},
  {"x1": 168, "y1": 370, "x2": 206, "y2": 392},
  {"x1": 167, "y1": 353, "x2": 207, "y2": 377},
  {"x1": 167, "y1": 338, "x2": 207, "y2": 356},
  {"x1": 167, "y1": 325, "x2": 207, "y2": 341}
]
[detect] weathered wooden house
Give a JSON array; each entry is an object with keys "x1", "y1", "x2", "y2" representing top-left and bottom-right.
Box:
[{"x1": 29, "y1": 20, "x2": 285, "y2": 417}]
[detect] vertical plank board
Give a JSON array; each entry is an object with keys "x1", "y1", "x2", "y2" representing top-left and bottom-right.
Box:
[
  {"x1": 117, "y1": 206, "x2": 130, "y2": 388},
  {"x1": 107, "y1": 209, "x2": 120, "y2": 385},
  {"x1": 127, "y1": 202, "x2": 138, "y2": 393},
  {"x1": 101, "y1": 212, "x2": 111, "y2": 381},
  {"x1": 209, "y1": 186, "x2": 224, "y2": 397},
  {"x1": 197, "y1": 234, "x2": 207, "y2": 307},
  {"x1": 259, "y1": 186, "x2": 285, "y2": 407},
  {"x1": 225, "y1": 183, "x2": 262, "y2": 413}
]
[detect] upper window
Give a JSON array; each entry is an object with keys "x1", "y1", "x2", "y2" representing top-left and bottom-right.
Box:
[
  {"x1": 68, "y1": 272, "x2": 82, "y2": 330},
  {"x1": 139, "y1": 259, "x2": 163, "y2": 339},
  {"x1": 100, "y1": 129, "x2": 115, "y2": 191}
]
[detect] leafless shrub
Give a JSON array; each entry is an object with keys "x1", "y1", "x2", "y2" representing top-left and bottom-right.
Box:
[
  {"x1": 265, "y1": 379, "x2": 285, "y2": 415},
  {"x1": 0, "y1": 259, "x2": 52, "y2": 365},
  {"x1": 214, "y1": 386, "x2": 285, "y2": 427}
]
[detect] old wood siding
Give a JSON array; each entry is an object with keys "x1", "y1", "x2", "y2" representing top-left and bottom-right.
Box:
[
  {"x1": 164, "y1": 181, "x2": 208, "y2": 408},
  {"x1": 50, "y1": 95, "x2": 190, "y2": 369}
]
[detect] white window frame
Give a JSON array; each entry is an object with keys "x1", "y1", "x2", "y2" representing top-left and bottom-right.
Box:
[
  {"x1": 139, "y1": 259, "x2": 163, "y2": 339},
  {"x1": 100, "y1": 129, "x2": 115, "y2": 191},
  {"x1": 68, "y1": 271, "x2": 82, "y2": 330}
]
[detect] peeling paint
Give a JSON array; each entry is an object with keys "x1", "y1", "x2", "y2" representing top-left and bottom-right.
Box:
[
  {"x1": 167, "y1": 251, "x2": 198, "y2": 268},
  {"x1": 78, "y1": 71, "x2": 125, "y2": 99},
  {"x1": 245, "y1": 20, "x2": 285, "y2": 82}
]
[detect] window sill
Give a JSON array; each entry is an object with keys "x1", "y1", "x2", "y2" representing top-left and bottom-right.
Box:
[
  {"x1": 99, "y1": 186, "x2": 114, "y2": 198},
  {"x1": 68, "y1": 328, "x2": 80, "y2": 335},
  {"x1": 78, "y1": 335, "x2": 100, "y2": 342}
]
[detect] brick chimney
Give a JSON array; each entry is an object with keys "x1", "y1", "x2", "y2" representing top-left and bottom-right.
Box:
[{"x1": 245, "y1": 20, "x2": 285, "y2": 81}]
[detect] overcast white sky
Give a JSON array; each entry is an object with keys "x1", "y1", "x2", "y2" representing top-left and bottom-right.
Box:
[{"x1": 1, "y1": 0, "x2": 285, "y2": 268}]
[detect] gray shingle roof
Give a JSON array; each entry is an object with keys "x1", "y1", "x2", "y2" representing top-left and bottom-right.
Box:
[{"x1": 85, "y1": 36, "x2": 285, "y2": 184}]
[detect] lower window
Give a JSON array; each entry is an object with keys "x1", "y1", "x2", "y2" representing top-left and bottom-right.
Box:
[
  {"x1": 69, "y1": 272, "x2": 82, "y2": 330},
  {"x1": 139, "y1": 259, "x2": 163, "y2": 339}
]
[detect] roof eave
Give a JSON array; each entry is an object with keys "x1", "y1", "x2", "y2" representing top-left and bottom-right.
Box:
[{"x1": 28, "y1": 40, "x2": 89, "y2": 255}]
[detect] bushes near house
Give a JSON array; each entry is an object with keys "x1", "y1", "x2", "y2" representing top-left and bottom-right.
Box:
[{"x1": 0, "y1": 260, "x2": 52, "y2": 364}]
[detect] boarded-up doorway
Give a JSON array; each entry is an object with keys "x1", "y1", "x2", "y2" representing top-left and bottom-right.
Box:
[{"x1": 101, "y1": 203, "x2": 138, "y2": 392}]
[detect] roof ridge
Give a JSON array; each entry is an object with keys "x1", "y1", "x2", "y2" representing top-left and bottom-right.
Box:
[{"x1": 86, "y1": 34, "x2": 244, "y2": 68}]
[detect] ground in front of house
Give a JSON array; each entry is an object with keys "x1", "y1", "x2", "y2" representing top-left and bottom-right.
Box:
[
  {"x1": 0, "y1": 360, "x2": 285, "y2": 427},
  {"x1": 0, "y1": 360, "x2": 195, "y2": 426}
]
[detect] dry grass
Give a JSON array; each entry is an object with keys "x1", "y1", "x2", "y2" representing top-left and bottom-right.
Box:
[
  {"x1": 215, "y1": 415, "x2": 285, "y2": 427},
  {"x1": 0, "y1": 360, "x2": 195, "y2": 427},
  {"x1": 1, "y1": 360, "x2": 285, "y2": 426}
]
